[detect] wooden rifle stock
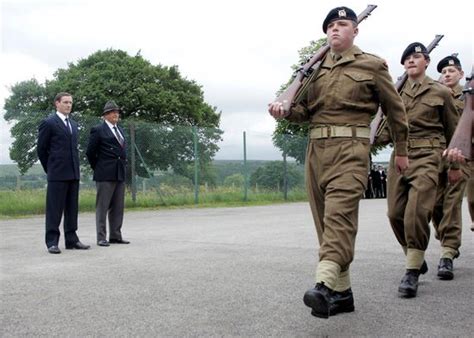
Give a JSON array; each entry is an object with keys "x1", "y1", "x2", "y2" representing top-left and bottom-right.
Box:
[
  {"x1": 447, "y1": 69, "x2": 474, "y2": 160},
  {"x1": 369, "y1": 34, "x2": 444, "y2": 144},
  {"x1": 272, "y1": 4, "x2": 378, "y2": 113}
]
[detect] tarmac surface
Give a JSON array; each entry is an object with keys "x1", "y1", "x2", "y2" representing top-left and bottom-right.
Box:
[{"x1": 1, "y1": 198, "x2": 473, "y2": 337}]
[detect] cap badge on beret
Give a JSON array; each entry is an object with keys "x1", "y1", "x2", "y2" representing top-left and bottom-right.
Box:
[
  {"x1": 415, "y1": 46, "x2": 422, "y2": 53},
  {"x1": 448, "y1": 59, "x2": 454, "y2": 65},
  {"x1": 338, "y1": 9, "x2": 347, "y2": 17}
]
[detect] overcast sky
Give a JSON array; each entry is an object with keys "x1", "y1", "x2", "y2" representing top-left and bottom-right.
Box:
[{"x1": 1, "y1": 0, "x2": 472, "y2": 164}]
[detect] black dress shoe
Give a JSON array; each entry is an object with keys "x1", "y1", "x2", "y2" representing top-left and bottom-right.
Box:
[
  {"x1": 47, "y1": 245, "x2": 61, "y2": 254},
  {"x1": 109, "y1": 239, "x2": 130, "y2": 244},
  {"x1": 65, "y1": 241, "x2": 91, "y2": 250},
  {"x1": 329, "y1": 288, "x2": 355, "y2": 316},
  {"x1": 437, "y1": 258, "x2": 454, "y2": 280},
  {"x1": 419, "y1": 260, "x2": 428, "y2": 274},
  {"x1": 398, "y1": 269, "x2": 419, "y2": 298},
  {"x1": 97, "y1": 240, "x2": 110, "y2": 247},
  {"x1": 303, "y1": 282, "x2": 332, "y2": 319}
]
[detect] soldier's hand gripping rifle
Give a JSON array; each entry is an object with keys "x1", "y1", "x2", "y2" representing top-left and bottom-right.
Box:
[
  {"x1": 369, "y1": 34, "x2": 444, "y2": 144},
  {"x1": 269, "y1": 4, "x2": 377, "y2": 115},
  {"x1": 446, "y1": 68, "x2": 474, "y2": 160}
]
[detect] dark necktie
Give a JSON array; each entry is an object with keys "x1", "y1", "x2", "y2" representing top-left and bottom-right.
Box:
[
  {"x1": 65, "y1": 118, "x2": 72, "y2": 134},
  {"x1": 113, "y1": 126, "x2": 124, "y2": 147}
]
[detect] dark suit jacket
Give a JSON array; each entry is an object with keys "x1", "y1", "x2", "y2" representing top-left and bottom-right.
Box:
[
  {"x1": 37, "y1": 113, "x2": 80, "y2": 181},
  {"x1": 86, "y1": 122, "x2": 127, "y2": 182}
]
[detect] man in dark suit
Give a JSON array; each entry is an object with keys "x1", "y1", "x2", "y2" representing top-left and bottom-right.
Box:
[
  {"x1": 37, "y1": 92, "x2": 90, "y2": 254},
  {"x1": 371, "y1": 165, "x2": 382, "y2": 198},
  {"x1": 86, "y1": 100, "x2": 130, "y2": 247},
  {"x1": 378, "y1": 165, "x2": 387, "y2": 198}
]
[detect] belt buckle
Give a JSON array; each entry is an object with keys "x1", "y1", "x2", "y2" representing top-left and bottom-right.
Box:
[{"x1": 327, "y1": 126, "x2": 333, "y2": 138}]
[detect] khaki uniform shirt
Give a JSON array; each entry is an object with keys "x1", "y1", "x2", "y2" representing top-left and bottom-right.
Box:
[
  {"x1": 452, "y1": 83, "x2": 464, "y2": 115},
  {"x1": 401, "y1": 76, "x2": 459, "y2": 146},
  {"x1": 287, "y1": 45, "x2": 408, "y2": 156}
]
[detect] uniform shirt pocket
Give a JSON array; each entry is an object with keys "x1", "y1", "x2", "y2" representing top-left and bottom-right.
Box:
[
  {"x1": 420, "y1": 97, "x2": 443, "y2": 121},
  {"x1": 342, "y1": 71, "x2": 374, "y2": 102}
]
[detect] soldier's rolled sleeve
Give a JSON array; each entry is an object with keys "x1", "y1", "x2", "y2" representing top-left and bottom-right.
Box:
[{"x1": 375, "y1": 62, "x2": 408, "y2": 156}]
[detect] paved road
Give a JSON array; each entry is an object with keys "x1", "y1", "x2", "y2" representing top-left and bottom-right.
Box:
[{"x1": 1, "y1": 199, "x2": 473, "y2": 337}]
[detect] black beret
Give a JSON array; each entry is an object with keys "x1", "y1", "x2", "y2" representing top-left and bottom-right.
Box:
[
  {"x1": 437, "y1": 55, "x2": 462, "y2": 73},
  {"x1": 322, "y1": 6, "x2": 357, "y2": 33},
  {"x1": 400, "y1": 42, "x2": 428, "y2": 64}
]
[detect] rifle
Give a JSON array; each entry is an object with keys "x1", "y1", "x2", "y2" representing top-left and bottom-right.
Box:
[
  {"x1": 271, "y1": 4, "x2": 377, "y2": 113},
  {"x1": 369, "y1": 34, "x2": 444, "y2": 144},
  {"x1": 446, "y1": 68, "x2": 474, "y2": 160}
]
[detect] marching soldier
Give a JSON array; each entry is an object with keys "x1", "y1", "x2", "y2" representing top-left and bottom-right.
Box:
[
  {"x1": 432, "y1": 55, "x2": 468, "y2": 280},
  {"x1": 386, "y1": 43, "x2": 459, "y2": 298},
  {"x1": 269, "y1": 6, "x2": 409, "y2": 318}
]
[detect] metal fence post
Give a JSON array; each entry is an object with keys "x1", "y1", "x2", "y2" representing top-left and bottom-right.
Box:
[
  {"x1": 283, "y1": 152, "x2": 288, "y2": 200},
  {"x1": 243, "y1": 131, "x2": 248, "y2": 202},
  {"x1": 130, "y1": 123, "x2": 136, "y2": 203},
  {"x1": 193, "y1": 126, "x2": 199, "y2": 204}
]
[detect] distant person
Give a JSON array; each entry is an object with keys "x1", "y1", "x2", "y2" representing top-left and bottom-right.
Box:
[
  {"x1": 386, "y1": 43, "x2": 458, "y2": 298},
  {"x1": 37, "y1": 92, "x2": 90, "y2": 254},
  {"x1": 269, "y1": 6, "x2": 409, "y2": 318},
  {"x1": 378, "y1": 165, "x2": 387, "y2": 198},
  {"x1": 365, "y1": 170, "x2": 374, "y2": 199},
  {"x1": 86, "y1": 101, "x2": 130, "y2": 247},
  {"x1": 371, "y1": 165, "x2": 382, "y2": 198},
  {"x1": 432, "y1": 55, "x2": 468, "y2": 280}
]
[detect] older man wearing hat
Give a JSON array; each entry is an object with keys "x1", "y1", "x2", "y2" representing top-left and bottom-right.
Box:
[
  {"x1": 86, "y1": 100, "x2": 130, "y2": 246},
  {"x1": 386, "y1": 43, "x2": 459, "y2": 298},
  {"x1": 269, "y1": 6, "x2": 409, "y2": 318}
]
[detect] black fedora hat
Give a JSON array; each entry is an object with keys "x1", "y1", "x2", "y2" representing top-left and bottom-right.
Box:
[{"x1": 102, "y1": 100, "x2": 122, "y2": 115}]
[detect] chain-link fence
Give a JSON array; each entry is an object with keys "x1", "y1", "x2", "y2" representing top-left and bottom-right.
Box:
[{"x1": 0, "y1": 114, "x2": 309, "y2": 210}]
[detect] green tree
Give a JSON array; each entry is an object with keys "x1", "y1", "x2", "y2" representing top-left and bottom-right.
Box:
[
  {"x1": 3, "y1": 49, "x2": 222, "y2": 181},
  {"x1": 271, "y1": 38, "x2": 326, "y2": 164},
  {"x1": 249, "y1": 161, "x2": 303, "y2": 190}
]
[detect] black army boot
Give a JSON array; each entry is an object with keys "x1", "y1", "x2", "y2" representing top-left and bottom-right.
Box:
[
  {"x1": 303, "y1": 282, "x2": 332, "y2": 319},
  {"x1": 398, "y1": 269, "x2": 419, "y2": 298},
  {"x1": 437, "y1": 258, "x2": 454, "y2": 280},
  {"x1": 329, "y1": 288, "x2": 355, "y2": 316}
]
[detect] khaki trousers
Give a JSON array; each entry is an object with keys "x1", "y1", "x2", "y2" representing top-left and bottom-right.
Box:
[
  {"x1": 468, "y1": 161, "x2": 474, "y2": 223},
  {"x1": 387, "y1": 148, "x2": 441, "y2": 250},
  {"x1": 432, "y1": 158, "x2": 469, "y2": 251},
  {"x1": 306, "y1": 138, "x2": 369, "y2": 269}
]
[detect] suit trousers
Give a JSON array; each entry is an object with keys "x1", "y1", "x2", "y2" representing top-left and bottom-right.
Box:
[
  {"x1": 306, "y1": 137, "x2": 369, "y2": 269},
  {"x1": 45, "y1": 180, "x2": 79, "y2": 247},
  {"x1": 387, "y1": 148, "x2": 440, "y2": 250},
  {"x1": 432, "y1": 159, "x2": 469, "y2": 251},
  {"x1": 95, "y1": 181, "x2": 125, "y2": 242}
]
